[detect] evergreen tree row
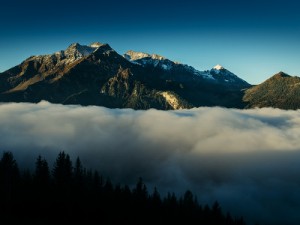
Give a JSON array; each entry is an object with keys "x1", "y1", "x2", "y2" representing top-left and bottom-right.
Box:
[{"x1": 0, "y1": 151, "x2": 248, "y2": 225}]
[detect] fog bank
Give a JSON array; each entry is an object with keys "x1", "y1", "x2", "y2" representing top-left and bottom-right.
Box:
[{"x1": 1, "y1": 101, "x2": 300, "y2": 224}]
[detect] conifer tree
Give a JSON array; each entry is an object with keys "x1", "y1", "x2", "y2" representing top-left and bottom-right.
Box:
[
  {"x1": 74, "y1": 157, "x2": 83, "y2": 186},
  {"x1": 133, "y1": 177, "x2": 148, "y2": 200},
  {"x1": 52, "y1": 151, "x2": 73, "y2": 187},
  {"x1": 0, "y1": 152, "x2": 20, "y2": 202},
  {"x1": 35, "y1": 155, "x2": 50, "y2": 186}
]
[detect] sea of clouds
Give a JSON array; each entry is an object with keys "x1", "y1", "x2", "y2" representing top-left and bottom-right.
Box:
[{"x1": 1, "y1": 101, "x2": 300, "y2": 224}]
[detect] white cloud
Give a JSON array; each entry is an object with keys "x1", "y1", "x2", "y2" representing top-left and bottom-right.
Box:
[{"x1": 1, "y1": 101, "x2": 300, "y2": 224}]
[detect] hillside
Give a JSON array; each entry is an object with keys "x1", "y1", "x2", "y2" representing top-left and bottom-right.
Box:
[{"x1": 243, "y1": 72, "x2": 300, "y2": 109}]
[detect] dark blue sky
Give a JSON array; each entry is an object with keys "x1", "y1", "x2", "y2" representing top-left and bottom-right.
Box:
[{"x1": 1, "y1": 0, "x2": 300, "y2": 84}]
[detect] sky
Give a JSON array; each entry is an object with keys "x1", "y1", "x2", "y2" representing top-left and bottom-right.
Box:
[
  {"x1": 2, "y1": 101, "x2": 300, "y2": 225},
  {"x1": 0, "y1": 0, "x2": 300, "y2": 84}
]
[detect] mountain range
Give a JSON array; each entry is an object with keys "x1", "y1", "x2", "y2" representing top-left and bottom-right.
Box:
[{"x1": 0, "y1": 42, "x2": 298, "y2": 110}]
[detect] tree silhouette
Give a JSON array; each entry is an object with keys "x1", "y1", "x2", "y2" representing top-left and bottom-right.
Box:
[
  {"x1": 151, "y1": 187, "x2": 162, "y2": 207},
  {"x1": 0, "y1": 152, "x2": 20, "y2": 222},
  {"x1": 225, "y1": 212, "x2": 234, "y2": 225},
  {"x1": 211, "y1": 201, "x2": 224, "y2": 224},
  {"x1": 0, "y1": 152, "x2": 20, "y2": 201},
  {"x1": 35, "y1": 155, "x2": 50, "y2": 187},
  {"x1": 73, "y1": 156, "x2": 84, "y2": 191},
  {"x1": 0, "y1": 151, "x2": 250, "y2": 225},
  {"x1": 133, "y1": 177, "x2": 148, "y2": 200},
  {"x1": 182, "y1": 190, "x2": 195, "y2": 209},
  {"x1": 52, "y1": 151, "x2": 72, "y2": 187}
]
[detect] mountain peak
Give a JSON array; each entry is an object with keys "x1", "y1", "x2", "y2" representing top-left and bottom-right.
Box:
[
  {"x1": 66, "y1": 42, "x2": 84, "y2": 50},
  {"x1": 275, "y1": 71, "x2": 290, "y2": 77},
  {"x1": 213, "y1": 64, "x2": 225, "y2": 70},
  {"x1": 124, "y1": 50, "x2": 149, "y2": 61},
  {"x1": 90, "y1": 42, "x2": 103, "y2": 48},
  {"x1": 64, "y1": 42, "x2": 103, "y2": 60},
  {"x1": 266, "y1": 72, "x2": 291, "y2": 81},
  {"x1": 243, "y1": 72, "x2": 300, "y2": 109},
  {"x1": 150, "y1": 54, "x2": 166, "y2": 60},
  {"x1": 124, "y1": 50, "x2": 165, "y2": 61}
]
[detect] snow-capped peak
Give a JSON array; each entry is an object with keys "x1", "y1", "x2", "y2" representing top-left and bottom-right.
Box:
[
  {"x1": 213, "y1": 64, "x2": 225, "y2": 70},
  {"x1": 90, "y1": 42, "x2": 103, "y2": 48},
  {"x1": 122, "y1": 50, "x2": 247, "y2": 84},
  {"x1": 64, "y1": 42, "x2": 103, "y2": 59},
  {"x1": 124, "y1": 50, "x2": 165, "y2": 61},
  {"x1": 27, "y1": 42, "x2": 116, "y2": 75},
  {"x1": 124, "y1": 50, "x2": 212, "y2": 77},
  {"x1": 124, "y1": 50, "x2": 174, "y2": 70},
  {"x1": 151, "y1": 54, "x2": 165, "y2": 60}
]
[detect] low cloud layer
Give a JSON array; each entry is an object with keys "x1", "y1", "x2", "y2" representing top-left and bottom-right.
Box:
[{"x1": 1, "y1": 101, "x2": 300, "y2": 224}]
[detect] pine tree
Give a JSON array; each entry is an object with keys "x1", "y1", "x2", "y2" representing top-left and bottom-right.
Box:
[
  {"x1": 74, "y1": 157, "x2": 83, "y2": 187},
  {"x1": 183, "y1": 190, "x2": 195, "y2": 209},
  {"x1": 52, "y1": 151, "x2": 73, "y2": 187},
  {"x1": 35, "y1": 155, "x2": 50, "y2": 187},
  {"x1": 93, "y1": 170, "x2": 102, "y2": 189},
  {"x1": 212, "y1": 201, "x2": 222, "y2": 216},
  {"x1": 0, "y1": 152, "x2": 20, "y2": 202},
  {"x1": 225, "y1": 212, "x2": 234, "y2": 225},
  {"x1": 133, "y1": 177, "x2": 148, "y2": 200},
  {"x1": 151, "y1": 187, "x2": 162, "y2": 207},
  {"x1": 0, "y1": 151, "x2": 20, "y2": 224}
]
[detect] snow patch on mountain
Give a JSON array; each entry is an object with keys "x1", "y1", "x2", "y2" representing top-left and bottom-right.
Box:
[
  {"x1": 209, "y1": 65, "x2": 249, "y2": 85},
  {"x1": 31, "y1": 43, "x2": 108, "y2": 69},
  {"x1": 64, "y1": 43, "x2": 100, "y2": 60},
  {"x1": 213, "y1": 64, "x2": 225, "y2": 70},
  {"x1": 211, "y1": 64, "x2": 224, "y2": 74},
  {"x1": 124, "y1": 50, "x2": 165, "y2": 61},
  {"x1": 161, "y1": 64, "x2": 172, "y2": 70},
  {"x1": 196, "y1": 71, "x2": 215, "y2": 80},
  {"x1": 90, "y1": 42, "x2": 103, "y2": 48},
  {"x1": 124, "y1": 50, "x2": 221, "y2": 80},
  {"x1": 124, "y1": 50, "x2": 175, "y2": 71}
]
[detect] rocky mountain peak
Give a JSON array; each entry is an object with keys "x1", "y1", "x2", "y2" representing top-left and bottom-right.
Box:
[
  {"x1": 213, "y1": 64, "x2": 225, "y2": 70},
  {"x1": 124, "y1": 50, "x2": 165, "y2": 61},
  {"x1": 64, "y1": 43, "x2": 98, "y2": 59},
  {"x1": 67, "y1": 42, "x2": 80, "y2": 48},
  {"x1": 90, "y1": 42, "x2": 103, "y2": 48},
  {"x1": 273, "y1": 71, "x2": 290, "y2": 78}
]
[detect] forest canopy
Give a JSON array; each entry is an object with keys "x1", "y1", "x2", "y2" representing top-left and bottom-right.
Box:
[{"x1": 0, "y1": 151, "x2": 248, "y2": 225}]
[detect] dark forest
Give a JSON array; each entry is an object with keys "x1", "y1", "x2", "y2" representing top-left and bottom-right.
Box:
[{"x1": 0, "y1": 151, "x2": 250, "y2": 225}]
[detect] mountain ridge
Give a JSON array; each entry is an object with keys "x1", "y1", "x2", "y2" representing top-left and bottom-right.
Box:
[{"x1": 0, "y1": 42, "x2": 298, "y2": 110}]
